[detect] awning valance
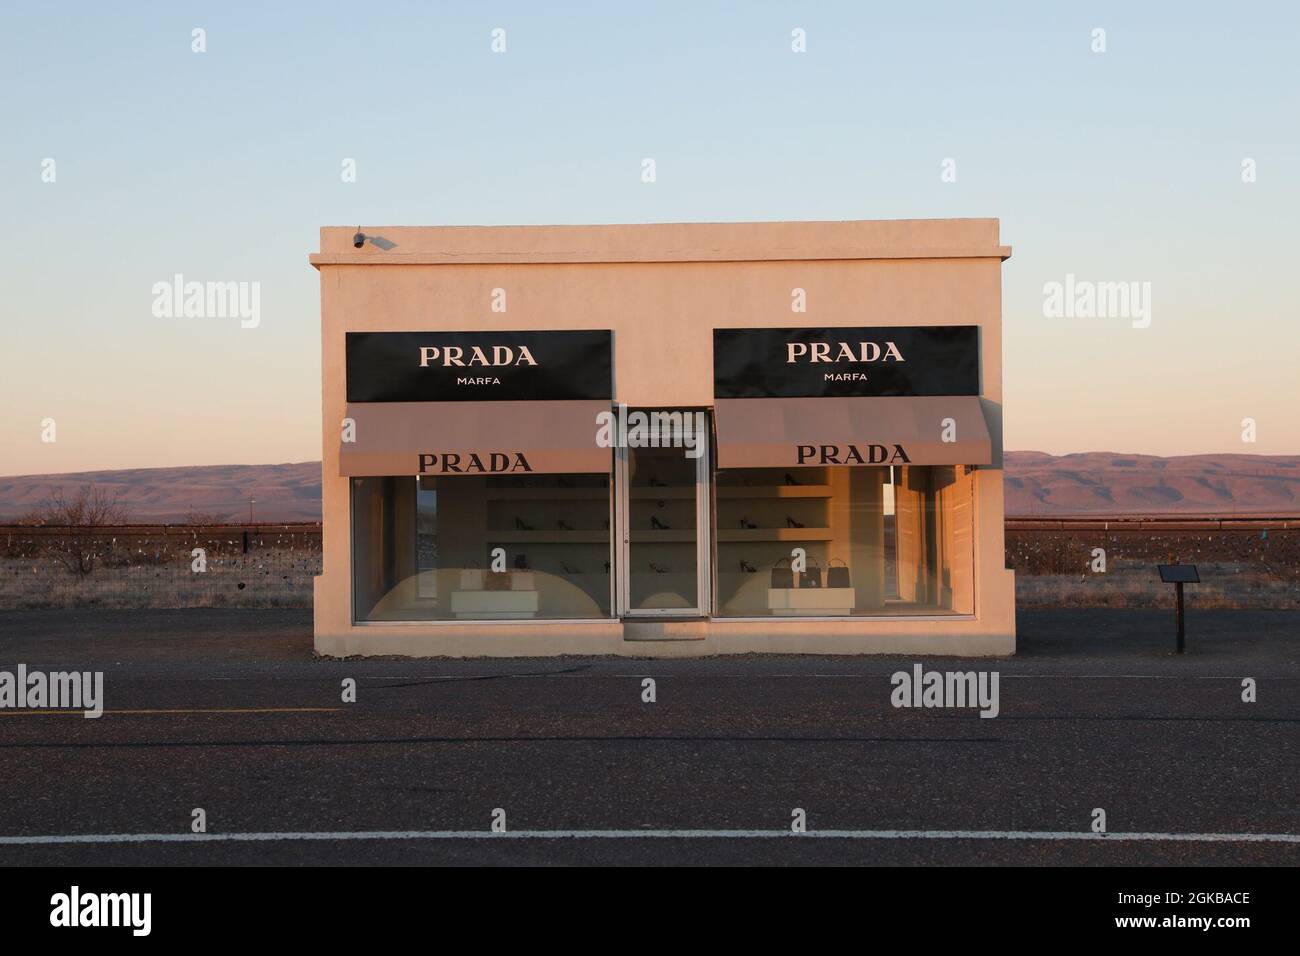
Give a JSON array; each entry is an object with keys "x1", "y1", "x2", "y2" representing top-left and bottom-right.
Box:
[
  {"x1": 714, "y1": 396, "x2": 992, "y2": 469},
  {"x1": 339, "y1": 401, "x2": 612, "y2": 477}
]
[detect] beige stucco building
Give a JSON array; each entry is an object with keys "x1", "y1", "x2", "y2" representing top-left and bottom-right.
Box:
[{"x1": 311, "y1": 219, "x2": 1016, "y2": 657}]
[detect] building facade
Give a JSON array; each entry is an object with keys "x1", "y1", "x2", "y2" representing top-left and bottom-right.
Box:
[{"x1": 312, "y1": 219, "x2": 1016, "y2": 656}]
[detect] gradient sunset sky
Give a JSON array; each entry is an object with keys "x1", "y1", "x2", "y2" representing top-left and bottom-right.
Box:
[{"x1": 3, "y1": 1, "x2": 1297, "y2": 476}]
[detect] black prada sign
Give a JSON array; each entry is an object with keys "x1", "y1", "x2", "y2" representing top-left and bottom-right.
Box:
[
  {"x1": 797, "y1": 444, "x2": 911, "y2": 465},
  {"x1": 713, "y1": 326, "x2": 979, "y2": 398},
  {"x1": 347, "y1": 330, "x2": 612, "y2": 402},
  {"x1": 418, "y1": 452, "x2": 533, "y2": 474}
]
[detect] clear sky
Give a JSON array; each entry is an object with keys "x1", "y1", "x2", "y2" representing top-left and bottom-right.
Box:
[{"x1": 2, "y1": 1, "x2": 1297, "y2": 475}]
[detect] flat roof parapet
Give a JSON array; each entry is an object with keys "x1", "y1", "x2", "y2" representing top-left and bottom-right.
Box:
[{"x1": 310, "y1": 219, "x2": 1011, "y2": 267}]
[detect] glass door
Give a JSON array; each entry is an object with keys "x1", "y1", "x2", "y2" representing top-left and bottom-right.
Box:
[{"x1": 615, "y1": 413, "x2": 711, "y2": 617}]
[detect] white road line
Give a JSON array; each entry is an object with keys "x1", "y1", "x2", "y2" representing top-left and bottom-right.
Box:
[
  {"x1": 1, "y1": 829, "x2": 1297, "y2": 845},
  {"x1": 608, "y1": 676, "x2": 1300, "y2": 686}
]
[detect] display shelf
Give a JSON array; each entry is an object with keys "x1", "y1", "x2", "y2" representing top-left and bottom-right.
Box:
[
  {"x1": 628, "y1": 529, "x2": 696, "y2": 543},
  {"x1": 486, "y1": 488, "x2": 610, "y2": 501},
  {"x1": 767, "y1": 587, "x2": 854, "y2": 616},
  {"x1": 630, "y1": 487, "x2": 695, "y2": 499},
  {"x1": 450, "y1": 589, "x2": 539, "y2": 619},
  {"x1": 716, "y1": 485, "x2": 832, "y2": 499},
  {"x1": 487, "y1": 530, "x2": 610, "y2": 543},
  {"x1": 717, "y1": 527, "x2": 833, "y2": 542}
]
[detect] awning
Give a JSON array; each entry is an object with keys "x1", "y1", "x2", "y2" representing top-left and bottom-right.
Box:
[
  {"x1": 714, "y1": 396, "x2": 991, "y2": 468},
  {"x1": 339, "y1": 401, "x2": 612, "y2": 476}
]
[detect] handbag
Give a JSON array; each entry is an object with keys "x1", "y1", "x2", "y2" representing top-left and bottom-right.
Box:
[
  {"x1": 770, "y1": 557, "x2": 794, "y2": 589},
  {"x1": 485, "y1": 569, "x2": 512, "y2": 591},
  {"x1": 799, "y1": 556, "x2": 822, "y2": 589},
  {"x1": 827, "y1": 558, "x2": 850, "y2": 589},
  {"x1": 459, "y1": 561, "x2": 484, "y2": 590}
]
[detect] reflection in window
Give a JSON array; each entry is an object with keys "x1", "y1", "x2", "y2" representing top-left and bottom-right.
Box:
[
  {"x1": 713, "y1": 465, "x2": 974, "y2": 617},
  {"x1": 353, "y1": 474, "x2": 612, "y2": 622}
]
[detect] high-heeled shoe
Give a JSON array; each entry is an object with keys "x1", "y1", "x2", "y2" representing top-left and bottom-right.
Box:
[
  {"x1": 560, "y1": 561, "x2": 581, "y2": 574},
  {"x1": 786, "y1": 516, "x2": 805, "y2": 528},
  {"x1": 740, "y1": 516, "x2": 757, "y2": 529},
  {"x1": 784, "y1": 473, "x2": 801, "y2": 486},
  {"x1": 649, "y1": 562, "x2": 669, "y2": 574},
  {"x1": 514, "y1": 517, "x2": 533, "y2": 531},
  {"x1": 557, "y1": 519, "x2": 574, "y2": 531},
  {"x1": 603, "y1": 560, "x2": 611, "y2": 573},
  {"x1": 739, "y1": 560, "x2": 757, "y2": 573},
  {"x1": 650, "y1": 515, "x2": 669, "y2": 530},
  {"x1": 649, "y1": 476, "x2": 667, "y2": 487}
]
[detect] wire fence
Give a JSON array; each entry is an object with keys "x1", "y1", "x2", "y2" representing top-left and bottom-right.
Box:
[
  {"x1": 3, "y1": 523, "x2": 1297, "y2": 610},
  {"x1": 1, "y1": 525, "x2": 321, "y2": 610},
  {"x1": 1006, "y1": 527, "x2": 1300, "y2": 608}
]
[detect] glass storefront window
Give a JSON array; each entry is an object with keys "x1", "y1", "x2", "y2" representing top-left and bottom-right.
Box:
[
  {"x1": 713, "y1": 465, "x2": 975, "y2": 617},
  {"x1": 625, "y1": 443, "x2": 703, "y2": 612},
  {"x1": 352, "y1": 473, "x2": 612, "y2": 622}
]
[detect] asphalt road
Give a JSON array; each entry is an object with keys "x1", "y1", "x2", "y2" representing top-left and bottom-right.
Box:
[{"x1": 0, "y1": 607, "x2": 1296, "y2": 865}]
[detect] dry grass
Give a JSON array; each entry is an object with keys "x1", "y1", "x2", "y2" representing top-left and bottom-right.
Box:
[
  {"x1": 1015, "y1": 564, "x2": 1299, "y2": 609},
  {"x1": 0, "y1": 552, "x2": 320, "y2": 609},
  {"x1": 2, "y1": 526, "x2": 1296, "y2": 610},
  {"x1": 1, "y1": 528, "x2": 320, "y2": 609},
  {"x1": 1008, "y1": 528, "x2": 1300, "y2": 609}
]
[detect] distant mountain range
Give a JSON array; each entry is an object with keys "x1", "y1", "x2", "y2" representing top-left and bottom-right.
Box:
[
  {"x1": 1003, "y1": 451, "x2": 1300, "y2": 515},
  {"x1": 0, "y1": 453, "x2": 1297, "y2": 522},
  {"x1": 0, "y1": 462, "x2": 323, "y2": 523}
]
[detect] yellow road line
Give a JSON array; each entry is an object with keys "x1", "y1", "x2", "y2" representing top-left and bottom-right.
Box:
[{"x1": 0, "y1": 707, "x2": 342, "y2": 716}]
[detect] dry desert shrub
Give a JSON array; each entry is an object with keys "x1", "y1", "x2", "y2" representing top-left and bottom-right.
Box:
[{"x1": 21, "y1": 485, "x2": 127, "y2": 577}]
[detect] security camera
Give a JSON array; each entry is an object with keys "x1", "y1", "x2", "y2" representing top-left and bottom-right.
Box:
[{"x1": 352, "y1": 231, "x2": 365, "y2": 249}]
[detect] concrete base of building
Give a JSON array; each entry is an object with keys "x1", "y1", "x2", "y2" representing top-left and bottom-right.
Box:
[
  {"x1": 315, "y1": 553, "x2": 1021, "y2": 657},
  {"x1": 313, "y1": 612, "x2": 1016, "y2": 659},
  {"x1": 313, "y1": 569, "x2": 1017, "y2": 657}
]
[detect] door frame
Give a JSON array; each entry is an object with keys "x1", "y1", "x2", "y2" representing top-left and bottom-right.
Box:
[{"x1": 613, "y1": 415, "x2": 712, "y2": 618}]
